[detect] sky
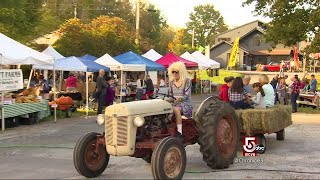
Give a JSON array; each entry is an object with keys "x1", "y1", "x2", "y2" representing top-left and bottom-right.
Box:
[{"x1": 145, "y1": 0, "x2": 271, "y2": 28}]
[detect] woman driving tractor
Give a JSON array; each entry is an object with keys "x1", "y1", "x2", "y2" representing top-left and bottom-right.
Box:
[{"x1": 167, "y1": 61, "x2": 193, "y2": 141}]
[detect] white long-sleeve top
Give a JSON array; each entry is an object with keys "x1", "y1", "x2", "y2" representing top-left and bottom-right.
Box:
[{"x1": 252, "y1": 92, "x2": 266, "y2": 109}]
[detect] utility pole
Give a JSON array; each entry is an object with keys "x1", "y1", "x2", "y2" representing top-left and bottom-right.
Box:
[
  {"x1": 73, "y1": 0, "x2": 77, "y2": 18},
  {"x1": 135, "y1": 0, "x2": 140, "y2": 46}
]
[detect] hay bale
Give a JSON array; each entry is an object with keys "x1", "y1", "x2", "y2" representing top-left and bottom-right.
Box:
[{"x1": 236, "y1": 105, "x2": 292, "y2": 135}]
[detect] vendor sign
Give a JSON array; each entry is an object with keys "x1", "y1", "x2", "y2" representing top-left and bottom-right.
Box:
[{"x1": 0, "y1": 69, "x2": 23, "y2": 91}]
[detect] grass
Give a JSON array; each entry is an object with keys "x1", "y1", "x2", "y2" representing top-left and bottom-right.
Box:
[{"x1": 197, "y1": 69, "x2": 243, "y2": 84}]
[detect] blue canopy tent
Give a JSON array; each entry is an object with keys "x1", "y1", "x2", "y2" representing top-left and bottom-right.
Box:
[
  {"x1": 114, "y1": 51, "x2": 165, "y2": 71},
  {"x1": 81, "y1": 54, "x2": 98, "y2": 61},
  {"x1": 33, "y1": 56, "x2": 110, "y2": 116}
]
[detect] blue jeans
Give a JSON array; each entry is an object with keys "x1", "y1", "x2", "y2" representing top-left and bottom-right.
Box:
[
  {"x1": 291, "y1": 93, "x2": 299, "y2": 112},
  {"x1": 229, "y1": 100, "x2": 251, "y2": 109},
  {"x1": 97, "y1": 95, "x2": 106, "y2": 115}
]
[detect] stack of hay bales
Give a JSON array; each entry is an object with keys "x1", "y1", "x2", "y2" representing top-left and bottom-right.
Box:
[{"x1": 236, "y1": 105, "x2": 292, "y2": 135}]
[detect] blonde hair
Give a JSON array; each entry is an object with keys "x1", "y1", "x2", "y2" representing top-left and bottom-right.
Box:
[
  {"x1": 259, "y1": 74, "x2": 269, "y2": 85},
  {"x1": 168, "y1": 61, "x2": 189, "y2": 83}
]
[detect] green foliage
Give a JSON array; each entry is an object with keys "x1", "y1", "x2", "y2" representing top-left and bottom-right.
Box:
[
  {"x1": 54, "y1": 16, "x2": 136, "y2": 57},
  {"x1": 0, "y1": 0, "x2": 59, "y2": 43},
  {"x1": 186, "y1": 4, "x2": 228, "y2": 47},
  {"x1": 243, "y1": 0, "x2": 320, "y2": 48}
]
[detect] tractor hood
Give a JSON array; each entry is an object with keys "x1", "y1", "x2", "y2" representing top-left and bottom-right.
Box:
[{"x1": 105, "y1": 99, "x2": 173, "y2": 117}]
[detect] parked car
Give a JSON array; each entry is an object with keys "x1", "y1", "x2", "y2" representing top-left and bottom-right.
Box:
[{"x1": 261, "y1": 61, "x2": 290, "y2": 72}]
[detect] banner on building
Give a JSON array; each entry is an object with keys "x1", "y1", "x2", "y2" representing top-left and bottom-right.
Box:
[
  {"x1": 228, "y1": 37, "x2": 240, "y2": 67},
  {"x1": 0, "y1": 69, "x2": 23, "y2": 91}
]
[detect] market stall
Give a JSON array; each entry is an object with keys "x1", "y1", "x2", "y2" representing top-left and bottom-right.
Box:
[
  {"x1": 114, "y1": 51, "x2": 165, "y2": 101},
  {"x1": 33, "y1": 56, "x2": 110, "y2": 116},
  {"x1": 142, "y1": 49, "x2": 163, "y2": 85},
  {"x1": 181, "y1": 52, "x2": 210, "y2": 94},
  {"x1": 0, "y1": 33, "x2": 53, "y2": 131},
  {"x1": 95, "y1": 52, "x2": 146, "y2": 102}
]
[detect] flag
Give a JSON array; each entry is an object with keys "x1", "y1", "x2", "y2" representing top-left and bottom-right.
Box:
[
  {"x1": 293, "y1": 45, "x2": 299, "y2": 69},
  {"x1": 228, "y1": 37, "x2": 240, "y2": 67},
  {"x1": 198, "y1": 46, "x2": 205, "y2": 52}
]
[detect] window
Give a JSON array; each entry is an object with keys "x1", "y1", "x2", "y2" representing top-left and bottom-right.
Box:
[{"x1": 253, "y1": 34, "x2": 263, "y2": 46}]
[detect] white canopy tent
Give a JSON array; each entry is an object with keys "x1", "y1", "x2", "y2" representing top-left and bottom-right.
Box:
[
  {"x1": 95, "y1": 53, "x2": 145, "y2": 71},
  {"x1": 192, "y1": 51, "x2": 220, "y2": 69},
  {"x1": 0, "y1": 33, "x2": 54, "y2": 65},
  {"x1": 95, "y1": 53, "x2": 146, "y2": 102},
  {"x1": 0, "y1": 33, "x2": 54, "y2": 131},
  {"x1": 42, "y1": 45, "x2": 65, "y2": 59},
  {"x1": 142, "y1": 49, "x2": 163, "y2": 84},
  {"x1": 181, "y1": 52, "x2": 211, "y2": 94},
  {"x1": 142, "y1": 49, "x2": 162, "y2": 62},
  {"x1": 181, "y1": 52, "x2": 210, "y2": 70},
  {"x1": 41, "y1": 45, "x2": 65, "y2": 80}
]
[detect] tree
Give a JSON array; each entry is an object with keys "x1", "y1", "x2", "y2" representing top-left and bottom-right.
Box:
[
  {"x1": 0, "y1": 0, "x2": 59, "y2": 43},
  {"x1": 54, "y1": 16, "x2": 136, "y2": 57},
  {"x1": 169, "y1": 28, "x2": 196, "y2": 55},
  {"x1": 243, "y1": 0, "x2": 320, "y2": 48},
  {"x1": 186, "y1": 4, "x2": 228, "y2": 47}
]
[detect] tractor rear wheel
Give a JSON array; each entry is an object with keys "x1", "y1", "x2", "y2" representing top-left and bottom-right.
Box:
[
  {"x1": 195, "y1": 97, "x2": 240, "y2": 169},
  {"x1": 73, "y1": 132, "x2": 109, "y2": 178},
  {"x1": 151, "y1": 137, "x2": 186, "y2": 180}
]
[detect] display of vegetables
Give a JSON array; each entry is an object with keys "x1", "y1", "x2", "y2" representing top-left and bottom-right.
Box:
[{"x1": 15, "y1": 88, "x2": 39, "y2": 103}]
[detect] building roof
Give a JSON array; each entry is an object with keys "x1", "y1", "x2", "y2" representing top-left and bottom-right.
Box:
[
  {"x1": 239, "y1": 28, "x2": 266, "y2": 41},
  {"x1": 210, "y1": 41, "x2": 249, "y2": 53},
  {"x1": 216, "y1": 20, "x2": 265, "y2": 37},
  {"x1": 249, "y1": 50, "x2": 291, "y2": 56}
]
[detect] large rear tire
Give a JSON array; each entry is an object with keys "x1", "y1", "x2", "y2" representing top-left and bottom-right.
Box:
[
  {"x1": 73, "y1": 132, "x2": 109, "y2": 178},
  {"x1": 195, "y1": 97, "x2": 240, "y2": 169},
  {"x1": 151, "y1": 137, "x2": 186, "y2": 180}
]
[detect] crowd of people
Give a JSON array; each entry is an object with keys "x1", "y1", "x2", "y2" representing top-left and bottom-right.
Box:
[{"x1": 218, "y1": 73, "x2": 318, "y2": 113}]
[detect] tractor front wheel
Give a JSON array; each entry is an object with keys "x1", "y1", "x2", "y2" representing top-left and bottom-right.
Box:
[
  {"x1": 151, "y1": 137, "x2": 186, "y2": 180},
  {"x1": 195, "y1": 96, "x2": 240, "y2": 169},
  {"x1": 73, "y1": 132, "x2": 109, "y2": 178}
]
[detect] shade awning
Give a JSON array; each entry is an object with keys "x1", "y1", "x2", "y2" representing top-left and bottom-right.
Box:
[
  {"x1": 95, "y1": 53, "x2": 146, "y2": 71},
  {"x1": 33, "y1": 56, "x2": 110, "y2": 72},
  {"x1": 191, "y1": 51, "x2": 220, "y2": 69},
  {"x1": 181, "y1": 52, "x2": 210, "y2": 69},
  {"x1": 0, "y1": 33, "x2": 53, "y2": 65},
  {"x1": 42, "y1": 45, "x2": 65, "y2": 59},
  {"x1": 156, "y1": 52, "x2": 198, "y2": 68},
  {"x1": 114, "y1": 51, "x2": 165, "y2": 71},
  {"x1": 142, "y1": 49, "x2": 162, "y2": 61}
]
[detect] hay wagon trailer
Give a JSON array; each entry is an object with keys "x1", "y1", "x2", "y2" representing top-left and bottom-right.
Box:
[{"x1": 236, "y1": 105, "x2": 293, "y2": 154}]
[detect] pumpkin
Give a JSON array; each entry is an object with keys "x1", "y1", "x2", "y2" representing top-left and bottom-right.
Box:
[{"x1": 56, "y1": 96, "x2": 73, "y2": 105}]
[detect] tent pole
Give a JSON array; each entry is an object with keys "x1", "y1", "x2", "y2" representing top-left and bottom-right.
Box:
[
  {"x1": 120, "y1": 71, "x2": 123, "y2": 103},
  {"x1": 53, "y1": 58, "x2": 57, "y2": 123},
  {"x1": 86, "y1": 72, "x2": 89, "y2": 117},
  {"x1": 27, "y1": 69, "x2": 33, "y2": 89},
  {"x1": 1, "y1": 91, "x2": 4, "y2": 132}
]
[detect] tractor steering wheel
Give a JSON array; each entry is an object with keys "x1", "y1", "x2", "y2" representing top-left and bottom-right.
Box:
[{"x1": 152, "y1": 93, "x2": 177, "y2": 100}]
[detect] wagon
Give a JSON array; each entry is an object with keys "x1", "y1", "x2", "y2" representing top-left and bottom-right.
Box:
[{"x1": 236, "y1": 105, "x2": 293, "y2": 154}]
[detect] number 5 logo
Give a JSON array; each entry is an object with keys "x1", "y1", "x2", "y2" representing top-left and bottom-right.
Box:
[{"x1": 243, "y1": 137, "x2": 256, "y2": 153}]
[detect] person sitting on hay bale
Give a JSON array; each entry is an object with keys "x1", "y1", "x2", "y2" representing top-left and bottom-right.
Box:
[
  {"x1": 259, "y1": 74, "x2": 275, "y2": 108},
  {"x1": 228, "y1": 77, "x2": 251, "y2": 109},
  {"x1": 251, "y1": 82, "x2": 266, "y2": 109},
  {"x1": 219, "y1": 76, "x2": 234, "y2": 102}
]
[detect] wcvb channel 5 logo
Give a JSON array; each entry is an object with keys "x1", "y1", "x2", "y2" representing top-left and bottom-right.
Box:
[{"x1": 242, "y1": 137, "x2": 265, "y2": 156}]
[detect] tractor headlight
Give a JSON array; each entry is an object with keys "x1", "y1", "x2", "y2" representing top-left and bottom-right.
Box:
[
  {"x1": 133, "y1": 116, "x2": 145, "y2": 127},
  {"x1": 96, "y1": 114, "x2": 105, "y2": 125}
]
